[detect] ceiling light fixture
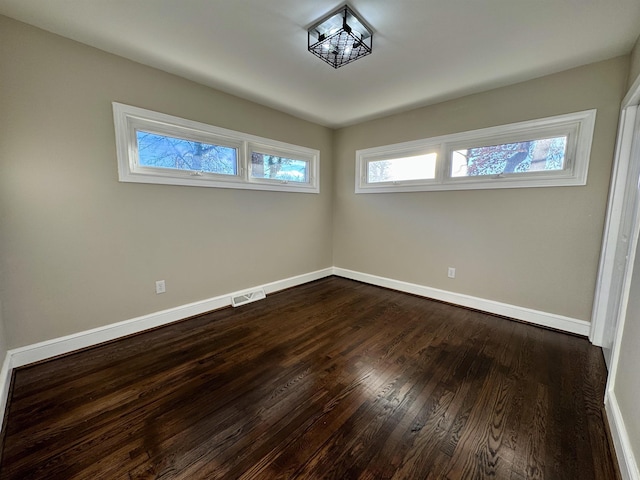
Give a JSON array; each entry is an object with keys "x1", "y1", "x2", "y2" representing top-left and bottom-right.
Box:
[{"x1": 308, "y1": 4, "x2": 373, "y2": 69}]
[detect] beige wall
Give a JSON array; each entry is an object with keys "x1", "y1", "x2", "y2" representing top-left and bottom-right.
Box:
[
  {"x1": 333, "y1": 57, "x2": 628, "y2": 320},
  {"x1": 615, "y1": 235, "x2": 640, "y2": 470},
  {"x1": 1, "y1": 12, "x2": 638, "y2": 469},
  {"x1": 0, "y1": 16, "x2": 334, "y2": 348},
  {"x1": 613, "y1": 35, "x2": 640, "y2": 472},
  {"x1": 0, "y1": 14, "x2": 631, "y2": 346},
  {"x1": 628, "y1": 34, "x2": 640, "y2": 88},
  {"x1": 0, "y1": 302, "x2": 6, "y2": 364}
]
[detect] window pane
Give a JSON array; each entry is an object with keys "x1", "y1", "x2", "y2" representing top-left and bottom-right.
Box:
[
  {"x1": 251, "y1": 152, "x2": 309, "y2": 183},
  {"x1": 451, "y1": 136, "x2": 567, "y2": 178},
  {"x1": 136, "y1": 131, "x2": 238, "y2": 175},
  {"x1": 367, "y1": 153, "x2": 437, "y2": 183}
]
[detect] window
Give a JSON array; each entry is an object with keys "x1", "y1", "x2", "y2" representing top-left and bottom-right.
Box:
[
  {"x1": 136, "y1": 130, "x2": 238, "y2": 176},
  {"x1": 356, "y1": 110, "x2": 596, "y2": 193},
  {"x1": 450, "y1": 136, "x2": 567, "y2": 178},
  {"x1": 249, "y1": 144, "x2": 312, "y2": 184},
  {"x1": 367, "y1": 153, "x2": 437, "y2": 183},
  {"x1": 113, "y1": 103, "x2": 319, "y2": 193}
]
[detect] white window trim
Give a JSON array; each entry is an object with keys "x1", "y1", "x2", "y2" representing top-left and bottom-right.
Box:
[
  {"x1": 355, "y1": 109, "x2": 596, "y2": 193},
  {"x1": 113, "y1": 102, "x2": 320, "y2": 193}
]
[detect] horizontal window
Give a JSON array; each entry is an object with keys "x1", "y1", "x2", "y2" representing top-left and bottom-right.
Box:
[
  {"x1": 249, "y1": 146, "x2": 311, "y2": 184},
  {"x1": 450, "y1": 136, "x2": 567, "y2": 178},
  {"x1": 113, "y1": 103, "x2": 319, "y2": 193},
  {"x1": 355, "y1": 110, "x2": 596, "y2": 193},
  {"x1": 367, "y1": 153, "x2": 437, "y2": 183},
  {"x1": 136, "y1": 130, "x2": 238, "y2": 175}
]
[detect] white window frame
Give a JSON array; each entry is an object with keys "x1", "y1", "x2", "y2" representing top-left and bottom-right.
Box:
[
  {"x1": 113, "y1": 102, "x2": 320, "y2": 193},
  {"x1": 355, "y1": 109, "x2": 596, "y2": 193},
  {"x1": 247, "y1": 142, "x2": 315, "y2": 187}
]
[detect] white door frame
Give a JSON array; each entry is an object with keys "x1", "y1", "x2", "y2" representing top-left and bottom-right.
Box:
[{"x1": 591, "y1": 76, "x2": 640, "y2": 350}]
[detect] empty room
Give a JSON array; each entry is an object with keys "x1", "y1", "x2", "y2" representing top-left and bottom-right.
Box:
[{"x1": 1, "y1": 1, "x2": 640, "y2": 479}]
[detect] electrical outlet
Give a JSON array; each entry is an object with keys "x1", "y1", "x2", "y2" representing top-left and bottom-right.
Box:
[
  {"x1": 447, "y1": 267, "x2": 456, "y2": 279},
  {"x1": 155, "y1": 280, "x2": 166, "y2": 294}
]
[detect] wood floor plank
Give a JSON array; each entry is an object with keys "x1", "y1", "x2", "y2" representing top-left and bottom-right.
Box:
[{"x1": 0, "y1": 277, "x2": 619, "y2": 479}]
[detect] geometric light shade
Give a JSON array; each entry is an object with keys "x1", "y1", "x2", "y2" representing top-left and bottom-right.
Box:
[{"x1": 308, "y1": 4, "x2": 373, "y2": 69}]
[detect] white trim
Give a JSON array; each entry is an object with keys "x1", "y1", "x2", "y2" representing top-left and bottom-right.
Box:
[
  {"x1": 605, "y1": 391, "x2": 640, "y2": 480},
  {"x1": 0, "y1": 265, "x2": 591, "y2": 433},
  {"x1": 623, "y1": 73, "x2": 640, "y2": 107},
  {"x1": 596, "y1": 75, "x2": 640, "y2": 480},
  {"x1": 8, "y1": 268, "x2": 333, "y2": 370},
  {"x1": 333, "y1": 267, "x2": 590, "y2": 335},
  {"x1": 0, "y1": 352, "x2": 12, "y2": 426},
  {"x1": 599, "y1": 77, "x2": 640, "y2": 375},
  {"x1": 5, "y1": 266, "x2": 588, "y2": 370},
  {"x1": 355, "y1": 109, "x2": 596, "y2": 193},
  {"x1": 606, "y1": 137, "x2": 640, "y2": 381},
  {"x1": 113, "y1": 102, "x2": 320, "y2": 193},
  {"x1": 591, "y1": 105, "x2": 639, "y2": 346},
  {"x1": 0, "y1": 268, "x2": 333, "y2": 430},
  {"x1": 259, "y1": 269, "x2": 332, "y2": 294}
]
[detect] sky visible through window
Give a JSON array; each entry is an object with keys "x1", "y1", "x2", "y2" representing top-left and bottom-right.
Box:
[
  {"x1": 136, "y1": 131, "x2": 237, "y2": 175},
  {"x1": 367, "y1": 153, "x2": 437, "y2": 183},
  {"x1": 251, "y1": 153, "x2": 308, "y2": 182}
]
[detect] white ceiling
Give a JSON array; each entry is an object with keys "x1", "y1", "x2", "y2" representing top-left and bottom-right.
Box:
[{"x1": 1, "y1": 1, "x2": 639, "y2": 128}]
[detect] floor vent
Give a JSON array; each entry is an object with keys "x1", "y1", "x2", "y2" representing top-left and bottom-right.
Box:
[{"x1": 231, "y1": 288, "x2": 266, "y2": 307}]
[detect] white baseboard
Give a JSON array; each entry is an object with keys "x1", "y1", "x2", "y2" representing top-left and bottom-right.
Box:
[
  {"x1": 333, "y1": 268, "x2": 591, "y2": 336},
  {"x1": 9, "y1": 268, "x2": 333, "y2": 370},
  {"x1": 0, "y1": 267, "x2": 333, "y2": 431},
  {"x1": 0, "y1": 266, "x2": 591, "y2": 433},
  {"x1": 4, "y1": 266, "x2": 590, "y2": 371},
  {"x1": 0, "y1": 352, "x2": 12, "y2": 427},
  {"x1": 606, "y1": 390, "x2": 640, "y2": 480}
]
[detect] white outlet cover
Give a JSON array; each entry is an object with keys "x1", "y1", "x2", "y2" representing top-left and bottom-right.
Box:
[{"x1": 155, "y1": 280, "x2": 166, "y2": 294}]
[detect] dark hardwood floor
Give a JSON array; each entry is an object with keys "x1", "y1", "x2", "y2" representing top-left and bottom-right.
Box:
[{"x1": 0, "y1": 277, "x2": 618, "y2": 479}]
